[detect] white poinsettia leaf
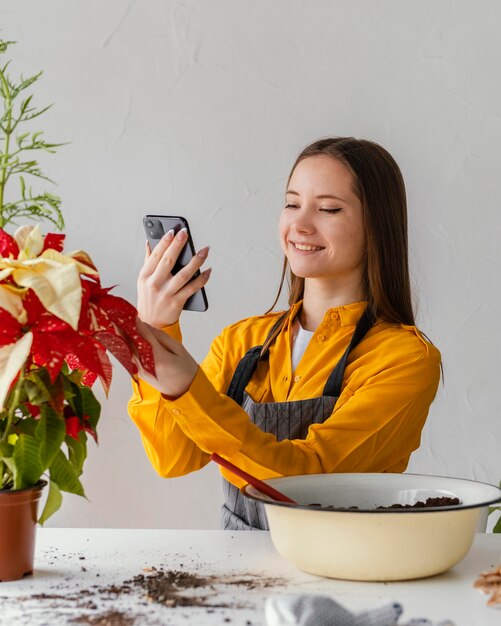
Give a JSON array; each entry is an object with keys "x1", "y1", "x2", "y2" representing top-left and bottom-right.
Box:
[
  {"x1": 42, "y1": 249, "x2": 99, "y2": 276},
  {"x1": 13, "y1": 261, "x2": 82, "y2": 330},
  {"x1": 14, "y1": 225, "x2": 44, "y2": 259},
  {"x1": 0, "y1": 267, "x2": 14, "y2": 280},
  {"x1": 0, "y1": 285, "x2": 27, "y2": 323},
  {"x1": 0, "y1": 332, "x2": 33, "y2": 410}
]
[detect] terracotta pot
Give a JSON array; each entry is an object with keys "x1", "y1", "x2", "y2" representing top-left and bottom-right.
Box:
[{"x1": 0, "y1": 481, "x2": 46, "y2": 582}]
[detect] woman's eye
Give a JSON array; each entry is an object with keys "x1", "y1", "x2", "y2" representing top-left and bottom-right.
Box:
[
  {"x1": 284, "y1": 203, "x2": 299, "y2": 209},
  {"x1": 320, "y1": 207, "x2": 342, "y2": 213}
]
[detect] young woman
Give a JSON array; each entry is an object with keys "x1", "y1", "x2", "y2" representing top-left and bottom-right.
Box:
[{"x1": 128, "y1": 137, "x2": 441, "y2": 530}]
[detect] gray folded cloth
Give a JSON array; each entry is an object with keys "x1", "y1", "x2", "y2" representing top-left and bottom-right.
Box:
[{"x1": 265, "y1": 594, "x2": 455, "y2": 626}]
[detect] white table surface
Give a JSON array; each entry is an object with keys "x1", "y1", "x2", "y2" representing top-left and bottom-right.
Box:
[{"x1": 0, "y1": 529, "x2": 499, "y2": 625}]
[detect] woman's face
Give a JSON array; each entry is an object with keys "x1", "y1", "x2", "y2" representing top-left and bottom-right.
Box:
[{"x1": 279, "y1": 155, "x2": 366, "y2": 288}]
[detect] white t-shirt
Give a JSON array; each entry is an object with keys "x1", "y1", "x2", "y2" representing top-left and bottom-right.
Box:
[{"x1": 291, "y1": 323, "x2": 315, "y2": 372}]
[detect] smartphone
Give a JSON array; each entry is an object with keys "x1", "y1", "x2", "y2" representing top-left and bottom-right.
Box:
[{"x1": 143, "y1": 215, "x2": 208, "y2": 312}]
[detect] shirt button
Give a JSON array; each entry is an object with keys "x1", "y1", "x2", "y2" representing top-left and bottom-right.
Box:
[
  {"x1": 172, "y1": 408, "x2": 181, "y2": 415},
  {"x1": 331, "y1": 312, "x2": 340, "y2": 321},
  {"x1": 293, "y1": 375, "x2": 301, "y2": 382},
  {"x1": 317, "y1": 334, "x2": 325, "y2": 342}
]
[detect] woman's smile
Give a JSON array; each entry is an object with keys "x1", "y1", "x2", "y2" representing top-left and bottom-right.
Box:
[{"x1": 289, "y1": 240, "x2": 326, "y2": 253}]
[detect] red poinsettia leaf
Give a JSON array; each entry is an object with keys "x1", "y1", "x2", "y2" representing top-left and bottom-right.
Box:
[
  {"x1": 65, "y1": 416, "x2": 81, "y2": 440},
  {"x1": 93, "y1": 330, "x2": 137, "y2": 377},
  {"x1": 23, "y1": 289, "x2": 46, "y2": 325},
  {"x1": 95, "y1": 349, "x2": 113, "y2": 396},
  {"x1": 93, "y1": 294, "x2": 136, "y2": 330},
  {"x1": 42, "y1": 233, "x2": 65, "y2": 253},
  {"x1": 0, "y1": 229, "x2": 19, "y2": 258},
  {"x1": 35, "y1": 315, "x2": 70, "y2": 334},
  {"x1": 131, "y1": 333, "x2": 156, "y2": 377},
  {"x1": 83, "y1": 423, "x2": 98, "y2": 443},
  {"x1": 32, "y1": 351, "x2": 65, "y2": 383},
  {"x1": 0, "y1": 309, "x2": 23, "y2": 347},
  {"x1": 31, "y1": 331, "x2": 66, "y2": 383},
  {"x1": 47, "y1": 373, "x2": 65, "y2": 414},
  {"x1": 65, "y1": 415, "x2": 98, "y2": 442},
  {"x1": 82, "y1": 370, "x2": 98, "y2": 386},
  {"x1": 72, "y1": 253, "x2": 100, "y2": 278},
  {"x1": 25, "y1": 403, "x2": 41, "y2": 417},
  {"x1": 87, "y1": 301, "x2": 112, "y2": 332},
  {"x1": 30, "y1": 318, "x2": 107, "y2": 386},
  {"x1": 91, "y1": 294, "x2": 156, "y2": 376},
  {"x1": 66, "y1": 343, "x2": 112, "y2": 395},
  {"x1": 79, "y1": 282, "x2": 115, "y2": 332}
]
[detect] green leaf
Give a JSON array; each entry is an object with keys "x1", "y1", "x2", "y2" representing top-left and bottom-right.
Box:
[
  {"x1": 19, "y1": 95, "x2": 33, "y2": 116},
  {"x1": 15, "y1": 416, "x2": 39, "y2": 437},
  {"x1": 17, "y1": 70, "x2": 42, "y2": 93},
  {"x1": 80, "y1": 386, "x2": 101, "y2": 430},
  {"x1": 68, "y1": 382, "x2": 101, "y2": 422},
  {"x1": 493, "y1": 515, "x2": 501, "y2": 534},
  {"x1": 2, "y1": 456, "x2": 17, "y2": 487},
  {"x1": 0, "y1": 41, "x2": 16, "y2": 55},
  {"x1": 38, "y1": 479, "x2": 62, "y2": 525},
  {"x1": 65, "y1": 433, "x2": 87, "y2": 476},
  {"x1": 24, "y1": 373, "x2": 52, "y2": 405},
  {"x1": 48, "y1": 449, "x2": 85, "y2": 496},
  {"x1": 12, "y1": 433, "x2": 43, "y2": 489},
  {"x1": 35, "y1": 405, "x2": 65, "y2": 469},
  {"x1": 16, "y1": 130, "x2": 29, "y2": 142},
  {"x1": 0, "y1": 441, "x2": 14, "y2": 458}
]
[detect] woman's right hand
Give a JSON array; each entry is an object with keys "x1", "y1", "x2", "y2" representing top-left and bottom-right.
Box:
[{"x1": 137, "y1": 228, "x2": 211, "y2": 328}]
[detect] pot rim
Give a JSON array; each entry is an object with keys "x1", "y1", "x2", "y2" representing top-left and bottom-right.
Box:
[
  {"x1": 0, "y1": 479, "x2": 47, "y2": 496},
  {"x1": 241, "y1": 472, "x2": 501, "y2": 513}
]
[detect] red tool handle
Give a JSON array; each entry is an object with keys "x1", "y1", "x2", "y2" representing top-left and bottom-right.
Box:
[{"x1": 210, "y1": 453, "x2": 297, "y2": 504}]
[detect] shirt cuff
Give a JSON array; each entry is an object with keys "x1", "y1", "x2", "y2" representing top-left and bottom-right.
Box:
[{"x1": 161, "y1": 320, "x2": 182, "y2": 342}]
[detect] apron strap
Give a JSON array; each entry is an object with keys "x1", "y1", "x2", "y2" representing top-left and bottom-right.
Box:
[
  {"x1": 321, "y1": 307, "x2": 375, "y2": 398},
  {"x1": 226, "y1": 346, "x2": 263, "y2": 406}
]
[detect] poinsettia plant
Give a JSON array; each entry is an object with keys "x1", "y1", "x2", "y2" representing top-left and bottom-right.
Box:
[{"x1": 0, "y1": 224, "x2": 155, "y2": 523}]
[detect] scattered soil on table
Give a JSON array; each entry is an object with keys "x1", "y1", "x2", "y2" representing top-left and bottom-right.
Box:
[
  {"x1": 17, "y1": 590, "x2": 94, "y2": 603},
  {"x1": 1, "y1": 564, "x2": 286, "y2": 624},
  {"x1": 308, "y1": 496, "x2": 461, "y2": 510},
  {"x1": 123, "y1": 567, "x2": 286, "y2": 608},
  {"x1": 70, "y1": 610, "x2": 135, "y2": 626}
]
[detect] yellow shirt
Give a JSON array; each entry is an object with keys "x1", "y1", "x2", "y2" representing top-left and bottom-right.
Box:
[{"x1": 128, "y1": 301, "x2": 441, "y2": 488}]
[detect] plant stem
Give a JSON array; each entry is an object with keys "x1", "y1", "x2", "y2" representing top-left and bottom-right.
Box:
[
  {"x1": 1, "y1": 372, "x2": 23, "y2": 444},
  {"x1": 0, "y1": 69, "x2": 12, "y2": 226}
]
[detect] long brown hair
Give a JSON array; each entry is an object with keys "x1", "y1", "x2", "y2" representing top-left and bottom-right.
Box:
[{"x1": 262, "y1": 137, "x2": 414, "y2": 355}]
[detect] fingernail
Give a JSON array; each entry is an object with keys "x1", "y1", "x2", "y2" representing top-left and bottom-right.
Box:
[
  {"x1": 197, "y1": 246, "x2": 210, "y2": 259},
  {"x1": 178, "y1": 227, "x2": 188, "y2": 240},
  {"x1": 164, "y1": 229, "x2": 175, "y2": 239},
  {"x1": 203, "y1": 267, "x2": 212, "y2": 279}
]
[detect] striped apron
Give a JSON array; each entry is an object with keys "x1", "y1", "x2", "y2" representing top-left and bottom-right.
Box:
[{"x1": 221, "y1": 308, "x2": 374, "y2": 530}]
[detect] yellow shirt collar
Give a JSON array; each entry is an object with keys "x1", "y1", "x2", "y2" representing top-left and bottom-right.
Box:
[{"x1": 289, "y1": 300, "x2": 368, "y2": 328}]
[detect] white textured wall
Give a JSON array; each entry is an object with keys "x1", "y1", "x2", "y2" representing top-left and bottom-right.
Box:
[{"x1": 2, "y1": 0, "x2": 500, "y2": 528}]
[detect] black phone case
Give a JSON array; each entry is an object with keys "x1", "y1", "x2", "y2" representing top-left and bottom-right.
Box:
[{"x1": 143, "y1": 215, "x2": 208, "y2": 312}]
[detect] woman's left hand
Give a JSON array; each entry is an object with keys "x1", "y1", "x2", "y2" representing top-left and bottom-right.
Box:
[{"x1": 135, "y1": 319, "x2": 199, "y2": 398}]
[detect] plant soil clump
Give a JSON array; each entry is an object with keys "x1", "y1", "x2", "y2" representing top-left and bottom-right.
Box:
[{"x1": 308, "y1": 496, "x2": 461, "y2": 510}]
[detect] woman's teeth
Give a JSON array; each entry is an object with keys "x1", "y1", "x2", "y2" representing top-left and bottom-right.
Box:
[{"x1": 293, "y1": 243, "x2": 323, "y2": 251}]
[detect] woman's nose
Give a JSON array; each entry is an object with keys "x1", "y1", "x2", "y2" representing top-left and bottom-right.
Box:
[{"x1": 290, "y1": 211, "x2": 315, "y2": 234}]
